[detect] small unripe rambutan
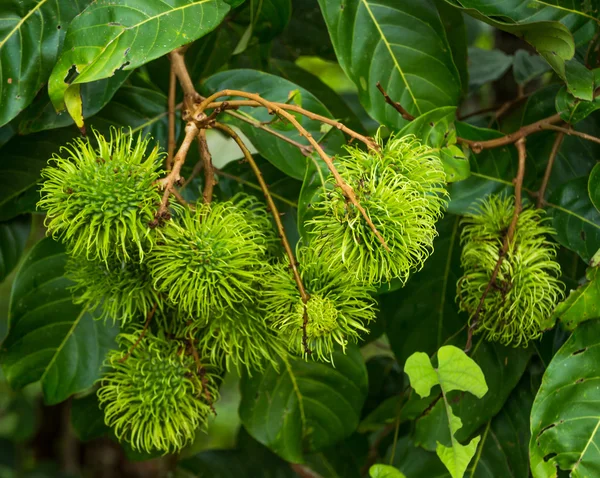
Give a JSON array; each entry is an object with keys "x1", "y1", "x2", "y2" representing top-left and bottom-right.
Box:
[
  {"x1": 38, "y1": 128, "x2": 163, "y2": 262},
  {"x1": 97, "y1": 329, "x2": 219, "y2": 454},
  {"x1": 261, "y1": 247, "x2": 377, "y2": 362},
  {"x1": 65, "y1": 253, "x2": 159, "y2": 325},
  {"x1": 189, "y1": 302, "x2": 289, "y2": 375},
  {"x1": 147, "y1": 198, "x2": 269, "y2": 320},
  {"x1": 307, "y1": 132, "x2": 448, "y2": 285},
  {"x1": 457, "y1": 195, "x2": 564, "y2": 347}
]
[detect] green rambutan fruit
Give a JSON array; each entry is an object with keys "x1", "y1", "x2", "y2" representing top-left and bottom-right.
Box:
[
  {"x1": 457, "y1": 195, "x2": 564, "y2": 347},
  {"x1": 38, "y1": 128, "x2": 163, "y2": 262},
  {"x1": 261, "y1": 246, "x2": 377, "y2": 362},
  {"x1": 97, "y1": 329, "x2": 219, "y2": 454},
  {"x1": 188, "y1": 301, "x2": 289, "y2": 375},
  {"x1": 147, "y1": 198, "x2": 270, "y2": 320},
  {"x1": 307, "y1": 132, "x2": 448, "y2": 285},
  {"x1": 65, "y1": 253, "x2": 159, "y2": 325}
]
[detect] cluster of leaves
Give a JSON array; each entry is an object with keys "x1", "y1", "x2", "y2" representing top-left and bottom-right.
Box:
[{"x1": 0, "y1": 0, "x2": 600, "y2": 477}]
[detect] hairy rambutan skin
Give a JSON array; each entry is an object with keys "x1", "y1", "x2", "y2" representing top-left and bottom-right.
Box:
[
  {"x1": 189, "y1": 302, "x2": 289, "y2": 375},
  {"x1": 307, "y1": 132, "x2": 448, "y2": 286},
  {"x1": 97, "y1": 330, "x2": 219, "y2": 454},
  {"x1": 65, "y1": 253, "x2": 159, "y2": 325},
  {"x1": 38, "y1": 128, "x2": 163, "y2": 262},
  {"x1": 147, "y1": 197, "x2": 270, "y2": 320},
  {"x1": 261, "y1": 247, "x2": 377, "y2": 362},
  {"x1": 457, "y1": 195, "x2": 564, "y2": 347}
]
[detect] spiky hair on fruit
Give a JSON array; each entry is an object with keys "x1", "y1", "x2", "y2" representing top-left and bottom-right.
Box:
[
  {"x1": 307, "y1": 132, "x2": 448, "y2": 286},
  {"x1": 261, "y1": 246, "x2": 377, "y2": 362},
  {"x1": 188, "y1": 302, "x2": 289, "y2": 375},
  {"x1": 38, "y1": 128, "x2": 163, "y2": 262},
  {"x1": 65, "y1": 253, "x2": 159, "y2": 325},
  {"x1": 457, "y1": 195, "x2": 564, "y2": 347},
  {"x1": 97, "y1": 329, "x2": 219, "y2": 454},
  {"x1": 147, "y1": 197, "x2": 270, "y2": 320}
]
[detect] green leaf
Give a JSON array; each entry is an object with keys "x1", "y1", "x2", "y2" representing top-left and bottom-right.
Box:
[
  {"x1": 239, "y1": 346, "x2": 368, "y2": 463},
  {"x1": 435, "y1": 0, "x2": 468, "y2": 95},
  {"x1": 369, "y1": 464, "x2": 407, "y2": 478},
  {"x1": 202, "y1": 69, "x2": 345, "y2": 180},
  {"x1": 447, "y1": 122, "x2": 517, "y2": 215},
  {"x1": 467, "y1": 48, "x2": 513, "y2": 90},
  {"x1": 71, "y1": 392, "x2": 109, "y2": 442},
  {"x1": 513, "y1": 50, "x2": 552, "y2": 86},
  {"x1": 548, "y1": 176, "x2": 600, "y2": 263},
  {"x1": 318, "y1": 0, "x2": 462, "y2": 128},
  {"x1": 0, "y1": 238, "x2": 118, "y2": 405},
  {"x1": 530, "y1": 319, "x2": 600, "y2": 478},
  {"x1": 0, "y1": 0, "x2": 93, "y2": 127},
  {"x1": 589, "y1": 163, "x2": 600, "y2": 213},
  {"x1": 398, "y1": 107, "x2": 458, "y2": 148},
  {"x1": 555, "y1": 69, "x2": 600, "y2": 124},
  {"x1": 48, "y1": 0, "x2": 230, "y2": 127},
  {"x1": 443, "y1": 1, "x2": 576, "y2": 86},
  {"x1": 18, "y1": 72, "x2": 130, "y2": 134},
  {"x1": 0, "y1": 216, "x2": 30, "y2": 283},
  {"x1": 304, "y1": 433, "x2": 369, "y2": 478},
  {"x1": 564, "y1": 59, "x2": 594, "y2": 101},
  {"x1": 233, "y1": 0, "x2": 292, "y2": 43},
  {"x1": 0, "y1": 128, "x2": 77, "y2": 222},
  {"x1": 554, "y1": 266, "x2": 600, "y2": 330},
  {"x1": 405, "y1": 346, "x2": 488, "y2": 478},
  {"x1": 439, "y1": 145, "x2": 470, "y2": 183}
]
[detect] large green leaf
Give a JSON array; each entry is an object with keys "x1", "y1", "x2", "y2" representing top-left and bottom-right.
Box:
[
  {"x1": 0, "y1": 238, "x2": 118, "y2": 405},
  {"x1": 0, "y1": 0, "x2": 93, "y2": 127},
  {"x1": 554, "y1": 265, "x2": 600, "y2": 330},
  {"x1": 590, "y1": 163, "x2": 600, "y2": 213},
  {"x1": 239, "y1": 346, "x2": 368, "y2": 463},
  {"x1": 530, "y1": 319, "x2": 600, "y2": 478},
  {"x1": 317, "y1": 0, "x2": 462, "y2": 128},
  {"x1": 467, "y1": 48, "x2": 513, "y2": 90},
  {"x1": 435, "y1": 0, "x2": 468, "y2": 96},
  {"x1": 18, "y1": 72, "x2": 130, "y2": 134},
  {"x1": 202, "y1": 69, "x2": 345, "y2": 180},
  {"x1": 548, "y1": 176, "x2": 600, "y2": 263},
  {"x1": 443, "y1": 1, "x2": 579, "y2": 92},
  {"x1": 0, "y1": 216, "x2": 30, "y2": 283},
  {"x1": 0, "y1": 127, "x2": 77, "y2": 222},
  {"x1": 48, "y1": 0, "x2": 230, "y2": 127}
]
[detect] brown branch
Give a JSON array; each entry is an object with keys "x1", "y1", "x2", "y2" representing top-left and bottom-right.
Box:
[
  {"x1": 198, "y1": 129, "x2": 215, "y2": 203},
  {"x1": 202, "y1": 99, "x2": 378, "y2": 151},
  {"x1": 537, "y1": 132, "x2": 564, "y2": 209},
  {"x1": 198, "y1": 91, "x2": 389, "y2": 251},
  {"x1": 119, "y1": 303, "x2": 157, "y2": 363},
  {"x1": 541, "y1": 123, "x2": 600, "y2": 146},
  {"x1": 465, "y1": 138, "x2": 527, "y2": 352},
  {"x1": 168, "y1": 49, "x2": 200, "y2": 103},
  {"x1": 376, "y1": 81, "x2": 415, "y2": 121},
  {"x1": 167, "y1": 62, "x2": 177, "y2": 170},
  {"x1": 213, "y1": 122, "x2": 311, "y2": 354},
  {"x1": 225, "y1": 109, "x2": 314, "y2": 156},
  {"x1": 154, "y1": 122, "x2": 199, "y2": 222},
  {"x1": 290, "y1": 464, "x2": 324, "y2": 478}
]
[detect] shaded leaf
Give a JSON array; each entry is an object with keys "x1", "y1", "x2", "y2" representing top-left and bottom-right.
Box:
[
  {"x1": 71, "y1": 392, "x2": 109, "y2": 442},
  {"x1": 548, "y1": 176, "x2": 600, "y2": 263},
  {"x1": 590, "y1": 162, "x2": 600, "y2": 213},
  {"x1": 318, "y1": 0, "x2": 462, "y2": 128},
  {"x1": 555, "y1": 69, "x2": 600, "y2": 124},
  {"x1": 202, "y1": 69, "x2": 345, "y2": 180},
  {"x1": 0, "y1": 216, "x2": 31, "y2": 283},
  {"x1": 467, "y1": 48, "x2": 513, "y2": 90},
  {"x1": 0, "y1": 238, "x2": 118, "y2": 405},
  {"x1": 239, "y1": 346, "x2": 368, "y2": 463},
  {"x1": 48, "y1": 0, "x2": 230, "y2": 127},
  {"x1": 530, "y1": 319, "x2": 600, "y2": 478},
  {"x1": 0, "y1": 0, "x2": 93, "y2": 127},
  {"x1": 554, "y1": 265, "x2": 600, "y2": 330},
  {"x1": 513, "y1": 50, "x2": 552, "y2": 86}
]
